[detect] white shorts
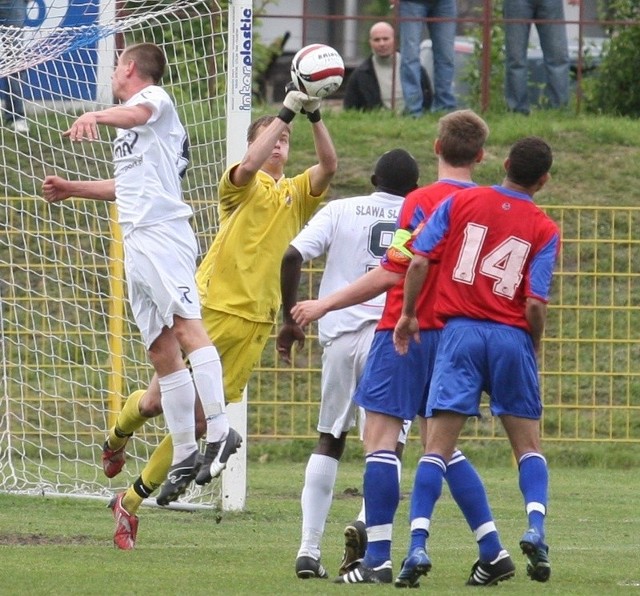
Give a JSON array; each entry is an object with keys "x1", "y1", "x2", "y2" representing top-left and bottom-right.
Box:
[
  {"x1": 396, "y1": 418, "x2": 412, "y2": 445},
  {"x1": 123, "y1": 219, "x2": 202, "y2": 348},
  {"x1": 318, "y1": 321, "x2": 377, "y2": 439}
]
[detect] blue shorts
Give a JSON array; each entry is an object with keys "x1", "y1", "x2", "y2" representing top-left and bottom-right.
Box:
[
  {"x1": 427, "y1": 318, "x2": 542, "y2": 419},
  {"x1": 353, "y1": 329, "x2": 440, "y2": 421}
]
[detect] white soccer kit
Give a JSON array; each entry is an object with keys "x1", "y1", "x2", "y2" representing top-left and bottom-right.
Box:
[
  {"x1": 291, "y1": 191, "x2": 403, "y2": 437},
  {"x1": 114, "y1": 85, "x2": 191, "y2": 233},
  {"x1": 113, "y1": 85, "x2": 201, "y2": 347}
]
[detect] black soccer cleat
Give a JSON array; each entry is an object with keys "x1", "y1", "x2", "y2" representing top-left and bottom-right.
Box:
[
  {"x1": 520, "y1": 528, "x2": 551, "y2": 582},
  {"x1": 334, "y1": 560, "x2": 392, "y2": 584},
  {"x1": 466, "y1": 549, "x2": 516, "y2": 586},
  {"x1": 195, "y1": 427, "x2": 243, "y2": 486},
  {"x1": 338, "y1": 520, "x2": 368, "y2": 575},
  {"x1": 156, "y1": 449, "x2": 202, "y2": 506},
  {"x1": 295, "y1": 555, "x2": 329, "y2": 579}
]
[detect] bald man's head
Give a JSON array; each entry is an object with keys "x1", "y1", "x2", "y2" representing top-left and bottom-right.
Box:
[{"x1": 369, "y1": 21, "x2": 395, "y2": 58}]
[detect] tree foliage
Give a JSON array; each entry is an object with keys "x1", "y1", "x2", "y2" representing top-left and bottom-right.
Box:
[
  {"x1": 584, "y1": 0, "x2": 640, "y2": 117},
  {"x1": 122, "y1": 0, "x2": 278, "y2": 104}
]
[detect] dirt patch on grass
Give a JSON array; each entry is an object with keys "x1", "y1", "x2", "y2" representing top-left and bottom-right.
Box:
[{"x1": 0, "y1": 532, "x2": 98, "y2": 546}]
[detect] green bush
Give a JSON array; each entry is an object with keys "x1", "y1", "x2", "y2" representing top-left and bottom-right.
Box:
[{"x1": 584, "y1": 0, "x2": 640, "y2": 117}]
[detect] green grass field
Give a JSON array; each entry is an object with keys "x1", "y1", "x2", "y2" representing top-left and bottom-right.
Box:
[{"x1": 1, "y1": 455, "x2": 639, "y2": 595}]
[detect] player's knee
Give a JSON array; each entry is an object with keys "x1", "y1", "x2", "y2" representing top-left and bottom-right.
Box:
[
  {"x1": 315, "y1": 432, "x2": 347, "y2": 460},
  {"x1": 172, "y1": 317, "x2": 209, "y2": 352},
  {"x1": 139, "y1": 390, "x2": 163, "y2": 417}
]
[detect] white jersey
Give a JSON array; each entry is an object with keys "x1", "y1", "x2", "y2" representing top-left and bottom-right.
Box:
[
  {"x1": 291, "y1": 191, "x2": 403, "y2": 345},
  {"x1": 113, "y1": 85, "x2": 192, "y2": 235}
]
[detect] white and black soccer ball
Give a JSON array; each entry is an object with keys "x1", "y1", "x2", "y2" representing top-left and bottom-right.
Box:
[{"x1": 290, "y1": 44, "x2": 345, "y2": 99}]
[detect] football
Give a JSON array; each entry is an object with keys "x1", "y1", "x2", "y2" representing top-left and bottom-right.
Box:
[{"x1": 290, "y1": 44, "x2": 345, "y2": 99}]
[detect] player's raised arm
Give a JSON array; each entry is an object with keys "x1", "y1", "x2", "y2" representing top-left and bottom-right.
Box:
[
  {"x1": 288, "y1": 45, "x2": 340, "y2": 196},
  {"x1": 306, "y1": 110, "x2": 338, "y2": 198},
  {"x1": 231, "y1": 86, "x2": 321, "y2": 189},
  {"x1": 64, "y1": 104, "x2": 152, "y2": 142},
  {"x1": 231, "y1": 109, "x2": 295, "y2": 188}
]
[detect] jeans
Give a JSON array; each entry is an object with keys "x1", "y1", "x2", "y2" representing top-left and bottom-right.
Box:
[
  {"x1": 0, "y1": 0, "x2": 27, "y2": 122},
  {"x1": 399, "y1": 0, "x2": 457, "y2": 114},
  {"x1": 504, "y1": 0, "x2": 570, "y2": 113}
]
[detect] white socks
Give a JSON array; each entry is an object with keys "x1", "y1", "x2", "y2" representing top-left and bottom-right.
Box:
[
  {"x1": 159, "y1": 368, "x2": 197, "y2": 464},
  {"x1": 160, "y1": 346, "x2": 230, "y2": 466},
  {"x1": 298, "y1": 454, "x2": 339, "y2": 559},
  {"x1": 188, "y1": 346, "x2": 229, "y2": 442}
]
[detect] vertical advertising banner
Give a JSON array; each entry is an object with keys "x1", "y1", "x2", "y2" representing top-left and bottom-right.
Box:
[
  {"x1": 223, "y1": 2, "x2": 253, "y2": 510},
  {"x1": 226, "y1": 0, "x2": 252, "y2": 165}
]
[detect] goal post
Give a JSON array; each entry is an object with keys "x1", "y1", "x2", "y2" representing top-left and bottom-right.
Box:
[
  {"x1": 221, "y1": 0, "x2": 252, "y2": 512},
  {"x1": 0, "y1": 0, "x2": 251, "y2": 511}
]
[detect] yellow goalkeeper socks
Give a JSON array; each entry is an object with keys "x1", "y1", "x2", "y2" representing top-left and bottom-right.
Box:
[
  {"x1": 107, "y1": 389, "x2": 147, "y2": 450},
  {"x1": 123, "y1": 435, "x2": 173, "y2": 515},
  {"x1": 122, "y1": 487, "x2": 144, "y2": 516},
  {"x1": 142, "y1": 434, "x2": 173, "y2": 496}
]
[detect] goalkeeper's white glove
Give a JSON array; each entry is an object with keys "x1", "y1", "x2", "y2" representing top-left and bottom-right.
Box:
[
  {"x1": 301, "y1": 96, "x2": 321, "y2": 113},
  {"x1": 278, "y1": 87, "x2": 307, "y2": 123},
  {"x1": 301, "y1": 96, "x2": 322, "y2": 123},
  {"x1": 282, "y1": 90, "x2": 307, "y2": 113}
]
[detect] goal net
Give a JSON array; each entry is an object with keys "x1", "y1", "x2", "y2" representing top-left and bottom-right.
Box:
[{"x1": 0, "y1": 0, "x2": 251, "y2": 510}]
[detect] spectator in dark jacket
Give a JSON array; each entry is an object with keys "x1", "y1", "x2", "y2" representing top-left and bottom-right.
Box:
[{"x1": 344, "y1": 21, "x2": 432, "y2": 113}]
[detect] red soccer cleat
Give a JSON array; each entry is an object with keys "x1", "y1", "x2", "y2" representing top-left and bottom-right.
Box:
[
  {"x1": 101, "y1": 439, "x2": 129, "y2": 478},
  {"x1": 108, "y1": 492, "x2": 139, "y2": 550}
]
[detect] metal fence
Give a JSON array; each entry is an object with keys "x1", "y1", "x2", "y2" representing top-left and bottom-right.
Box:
[
  {"x1": 2, "y1": 198, "x2": 639, "y2": 445},
  {"x1": 248, "y1": 205, "x2": 640, "y2": 443},
  {"x1": 256, "y1": 1, "x2": 635, "y2": 112}
]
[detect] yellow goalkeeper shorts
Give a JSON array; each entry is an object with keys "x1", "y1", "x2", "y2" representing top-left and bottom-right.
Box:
[{"x1": 202, "y1": 307, "x2": 273, "y2": 403}]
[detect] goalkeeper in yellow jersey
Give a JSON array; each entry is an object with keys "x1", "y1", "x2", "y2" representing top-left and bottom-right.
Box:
[{"x1": 100, "y1": 88, "x2": 338, "y2": 549}]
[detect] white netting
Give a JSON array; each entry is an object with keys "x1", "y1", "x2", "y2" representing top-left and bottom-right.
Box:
[
  {"x1": 1, "y1": 0, "x2": 232, "y2": 508},
  {"x1": 2, "y1": 1, "x2": 204, "y2": 75}
]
